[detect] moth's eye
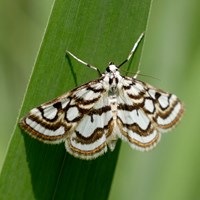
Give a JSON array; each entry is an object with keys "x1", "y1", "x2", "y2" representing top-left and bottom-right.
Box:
[{"x1": 106, "y1": 67, "x2": 111, "y2": 72}]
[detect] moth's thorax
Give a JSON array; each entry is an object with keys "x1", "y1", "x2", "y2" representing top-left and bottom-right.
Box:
[{"x1": 103, "y1": 64, "x2": 122, "y2": 94}]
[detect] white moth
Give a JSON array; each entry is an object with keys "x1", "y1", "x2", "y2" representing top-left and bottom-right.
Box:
[{"x1": 20, "y1": 33, "x2": 184, "y2": 160}]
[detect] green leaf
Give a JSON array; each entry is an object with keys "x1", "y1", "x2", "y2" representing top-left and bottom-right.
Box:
[{"x1": 0, "y1": 0, "x2": 152, "y2": 199}]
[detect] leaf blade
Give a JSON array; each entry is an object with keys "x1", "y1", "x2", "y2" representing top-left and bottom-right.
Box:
[{"x1": 0, "y1": 0, "x2": 152, "y2": 199}]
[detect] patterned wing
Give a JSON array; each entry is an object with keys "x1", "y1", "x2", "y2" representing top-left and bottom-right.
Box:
[
  {"x1": 65, "y1": 92, "x2": 115, "y2": 159},
  {"x1": 116, "y1": 77, "x2": 184, "y2": 151},
  {"x1": 20, "y1": 79, "x2": 115, "y2": 159}
]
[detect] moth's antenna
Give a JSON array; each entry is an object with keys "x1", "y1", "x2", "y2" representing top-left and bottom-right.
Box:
[
  {"x1": 66, "y1": 51, "x2": 101, "y2": 76},
  {"x1": 118, "y1": 32, "x2": 144, "y2": 68},
  {"x1": 120, "y1": 69, "x2": 160, "y2": 81}
]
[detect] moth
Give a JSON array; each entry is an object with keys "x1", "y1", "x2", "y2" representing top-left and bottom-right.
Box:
[{"x1": 20, "y1": 33, "x2": 184, "y2": 160}]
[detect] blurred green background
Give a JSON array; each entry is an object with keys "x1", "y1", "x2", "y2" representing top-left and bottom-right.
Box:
[{"x1": 1, "y1": 0, "x2": 200, "y2": 200}]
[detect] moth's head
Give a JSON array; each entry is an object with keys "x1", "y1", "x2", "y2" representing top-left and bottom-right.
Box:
[{"x1": 105, "y1": 62, "x2": 118, "y2": 74}]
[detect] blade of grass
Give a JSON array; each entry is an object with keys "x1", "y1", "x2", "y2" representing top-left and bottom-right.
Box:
[{"x1": 0, "y1": 0, "x2": 152, "y2": 199}]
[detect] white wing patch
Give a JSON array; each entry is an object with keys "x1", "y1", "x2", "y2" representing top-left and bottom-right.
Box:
[
  {"x1": 43, "y1": 107, "x2": 58, "y2": 120},
  {"x1": 157, "y1": 102, "x2": 182, "y2": 127},
  {"x1": 25, "y1": 117, "x2": 65, "y2": 141},
  {"x1": 118, "y1": 109, "x2": 150, "y2": 130},
  {"x1": 144, "y1": 99, "x2": 154, "y2": 113},
  {"x1": 66, "y1": 106, "x2": 80, "y2": 121}
]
